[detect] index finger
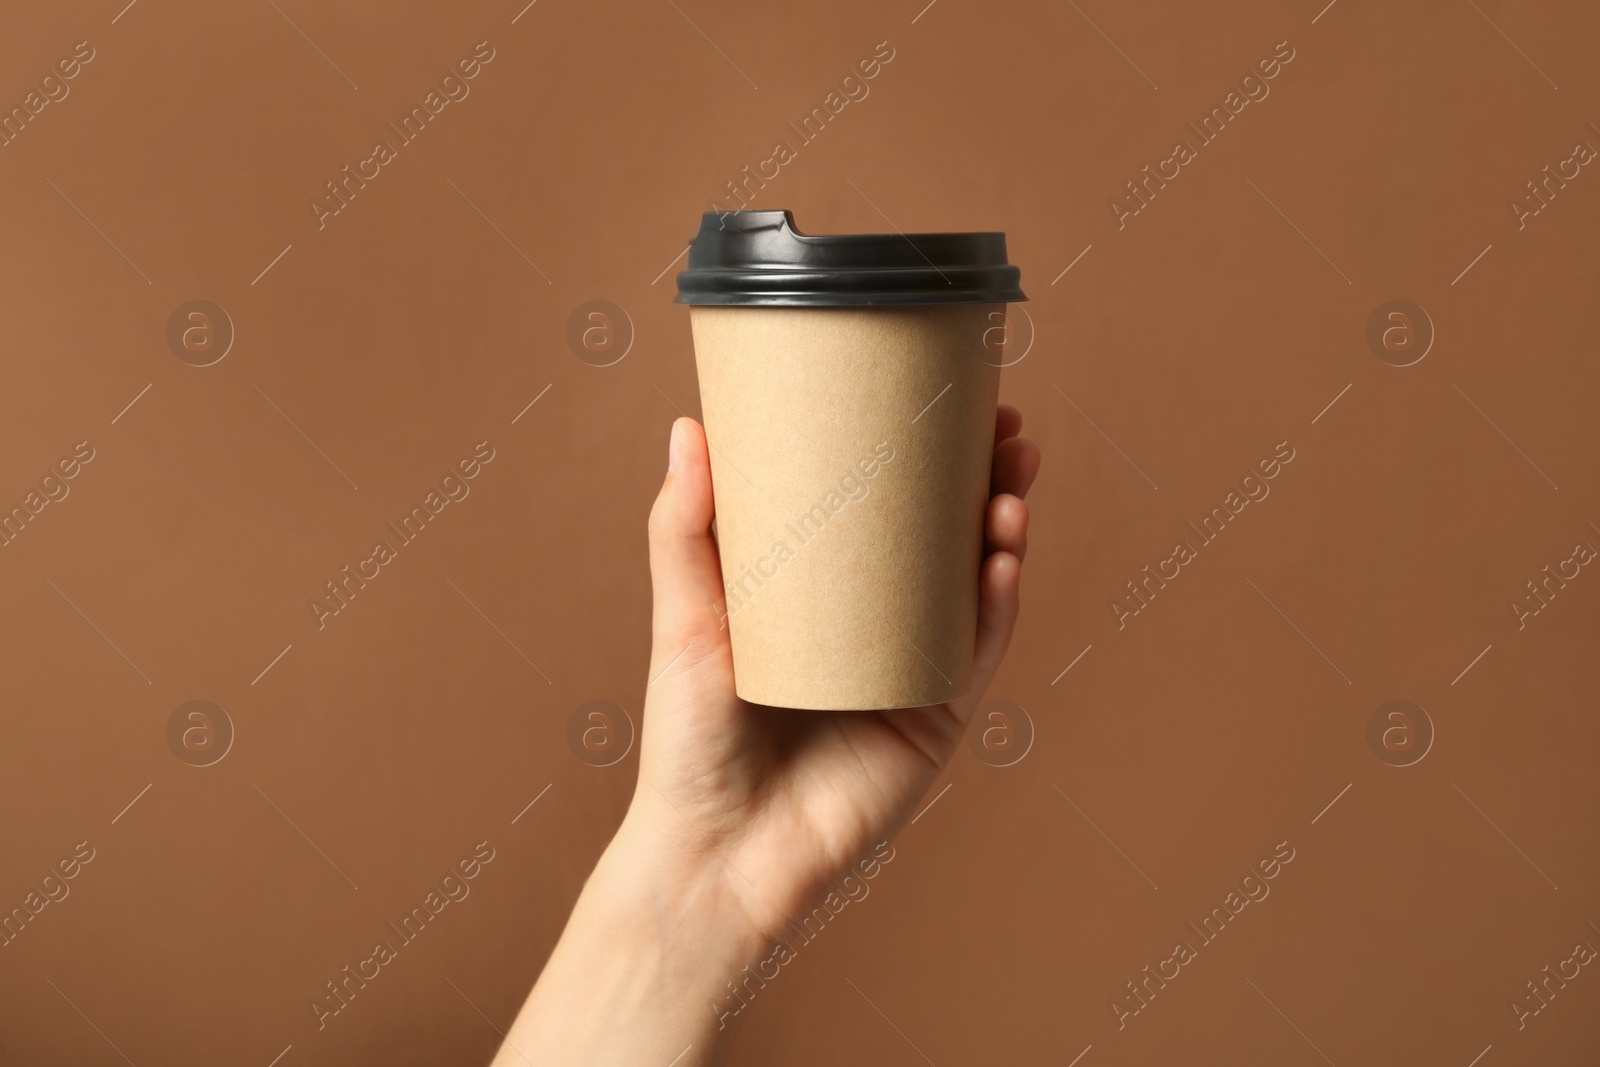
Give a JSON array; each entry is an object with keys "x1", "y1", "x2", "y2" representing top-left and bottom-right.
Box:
[{"x1": 995, "y1": 404, "x2": 1022, "y2": 443}]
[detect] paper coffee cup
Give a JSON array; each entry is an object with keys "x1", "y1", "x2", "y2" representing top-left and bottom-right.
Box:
[{"x1": 676, "y1": 210, "x2": 1026, "y2": 711}]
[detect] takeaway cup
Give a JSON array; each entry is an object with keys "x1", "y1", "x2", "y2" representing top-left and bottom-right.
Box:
[{"x1": 676, "y1": 209, "x2": 1026, "y2": 710}]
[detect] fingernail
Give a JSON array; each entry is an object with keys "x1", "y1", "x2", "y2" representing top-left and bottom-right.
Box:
[{"x1": 667, "y1": 420, "x2": 682, "y2": 474}]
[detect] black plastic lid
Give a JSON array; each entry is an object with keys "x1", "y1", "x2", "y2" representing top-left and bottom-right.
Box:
[{"x1": 675, "y1": 210, "x2": 1026, "y2": 307}]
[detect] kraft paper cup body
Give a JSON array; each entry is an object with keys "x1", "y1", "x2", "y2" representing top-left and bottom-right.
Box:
[{"x1": 690, "y1": 304, "x2": 1001, "y2": 710}]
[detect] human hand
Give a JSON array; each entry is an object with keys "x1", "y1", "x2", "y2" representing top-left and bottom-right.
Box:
[
  {"x1": 496, "y1": 406, "x2": 1037, "y2": 1066},
  {"x1": 622, "y1": 404, "x2": 1040, "y2": 942}
]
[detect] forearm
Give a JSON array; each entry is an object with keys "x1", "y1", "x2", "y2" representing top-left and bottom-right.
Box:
[{"x1": 493, "y1": 816, "x2": 765, "y2": 1066}]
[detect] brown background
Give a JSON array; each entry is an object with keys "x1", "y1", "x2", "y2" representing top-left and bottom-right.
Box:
[{"x1": 1, "y1": 0, "x2": 1597, "y2": 1064}]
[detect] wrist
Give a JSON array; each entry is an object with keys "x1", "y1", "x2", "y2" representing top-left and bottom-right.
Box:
[
  {"x1": 499, "y1": 817, "x2": 768, "y2": 1066},
  {"x1": 596, "y1": 808, "x2": 768, "y2": 963},
  {"x1": 584, "y1": 814, "x2": 771, "y2": 1036}
]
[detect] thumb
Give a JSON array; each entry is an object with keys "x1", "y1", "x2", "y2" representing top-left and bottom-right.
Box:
[{"x1": 646, "y1": 418, "x2": 730, "y2": 680}]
